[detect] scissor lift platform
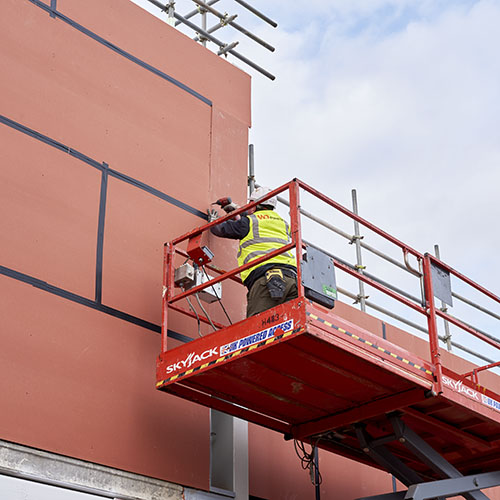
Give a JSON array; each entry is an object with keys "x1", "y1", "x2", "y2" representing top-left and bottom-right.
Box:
[
  {"x1": 157, "y1": 298, "x2": 500, "y2": 483},
  {"x1": 158, "y1": 179, "x2": 500, "y2": 498}
]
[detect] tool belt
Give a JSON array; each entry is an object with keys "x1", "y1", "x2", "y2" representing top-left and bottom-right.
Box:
[{"x1": 265, "y1": 268, "x2": 296, "y2": 299}]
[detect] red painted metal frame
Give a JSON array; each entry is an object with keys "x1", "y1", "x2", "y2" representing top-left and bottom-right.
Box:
[
  {"x1": 422, "y1": 254, "x2": 444, "y2": 394},
  {"x1": 160, "y1": 178, "x2": 499, "y2": 397},
  {"x1": 462, "y1": 361, "x2": 500, "y2": 385}
]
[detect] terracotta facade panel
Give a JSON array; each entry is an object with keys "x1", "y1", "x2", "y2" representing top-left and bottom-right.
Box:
[
  {"x1": 101, "y1": 177, "x2": 207, "y2": 325},
  {"x1": 0, "y1": 125, "x2": 100, "y2": 299},
  {"x1": 57, "y1": 0, "x2": 251, "y2": 125},
  {"x1": 0, "y1": 275, "x2": 209, "y2": 489},
  {"x1": 1, "y1": 0, "x2": 212, "y2": 209}
]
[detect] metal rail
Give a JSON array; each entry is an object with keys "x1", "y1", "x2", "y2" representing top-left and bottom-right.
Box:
[
  {"x1": 146, "y1": 0, "x2": 277, "y2": 80},
  {"x1": 312, "y1": 245, "x2": 496, "y2": 365},
  {"x1": 191, "y1": 0, "x2": 275, "y2": 52},
  {"x1": 162, "y1": 179, "x2": 500, "y2": 387},
  {"x1": 275, "y1": 190, "x2": 500, "y2": 363},
  {"x1": 234, "y1": 0, "x2": 277, "y2": 27},
  {"x1": 173, "y1": 11, "x2": 275, "y2": 80}
]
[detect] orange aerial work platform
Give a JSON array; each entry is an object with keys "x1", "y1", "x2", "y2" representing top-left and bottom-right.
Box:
[{"x1": 156, "y1": 180, "x2": 500, "y2": 500}]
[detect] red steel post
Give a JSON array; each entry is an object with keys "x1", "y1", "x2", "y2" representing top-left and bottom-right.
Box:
[
  {"x1": 423, "y1": 253, "x2": 443, "y2": 394},
  {"x1": 289, "y1": 180, "x2": 304, "y2": 299},
  {"x1": 161, "y1": 242, "x2": 174, "y2": 353}
]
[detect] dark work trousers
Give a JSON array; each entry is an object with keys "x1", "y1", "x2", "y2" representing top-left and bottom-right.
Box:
[{"x1": 246, "y1": 274, "x2": 298, "y2": 318}]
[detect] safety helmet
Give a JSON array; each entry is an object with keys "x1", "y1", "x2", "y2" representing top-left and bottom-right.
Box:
[{"x1": 249, "y1": 186, "x2": 277, "y2": 208}]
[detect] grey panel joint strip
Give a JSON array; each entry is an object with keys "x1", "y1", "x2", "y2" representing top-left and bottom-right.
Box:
[
  {"x1": 95, "y1": 163, "x2": 109, "y2": 303},
  {"x1": 50, "y1": 0, "x2": 56, "y2": 18},
  {"x1": 0, "y1": 114, "x2": 207, "y2": 219},
  {"x1": 0, "y1": 265, "x2": 193, "y2": 343}
]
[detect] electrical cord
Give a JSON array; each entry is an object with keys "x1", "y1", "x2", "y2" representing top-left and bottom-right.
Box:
[
  {"x1": 182, "y1": 285, "x2": 202, "y2": 338},
  {"x1": 195, "y1": 292, "x2": 218, "y2": 332},
  {"x1": 202, "y1": 265, "x2": 233, "y2": 325},
  {"x1": 294, "y1": 439, "x2": 322, "y2": 487}
]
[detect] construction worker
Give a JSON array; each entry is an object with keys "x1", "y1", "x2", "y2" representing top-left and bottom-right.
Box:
[{"x1": 209, "y1": 187, "x2": 298, "y2": 317}]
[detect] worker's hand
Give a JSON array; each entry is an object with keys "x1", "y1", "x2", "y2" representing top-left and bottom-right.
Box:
[{"x1": 207, "y1": 208, "x2": 220, "y2": 222}]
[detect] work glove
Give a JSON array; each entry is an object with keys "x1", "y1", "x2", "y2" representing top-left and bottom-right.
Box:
[{"x1": 207, "y1": 208, "x2": 220, "y2": 222}]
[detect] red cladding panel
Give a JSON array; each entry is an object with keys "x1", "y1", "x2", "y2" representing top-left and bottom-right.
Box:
[{"x1": 0, "y1": 276, "x2": 209, "y2": 489}]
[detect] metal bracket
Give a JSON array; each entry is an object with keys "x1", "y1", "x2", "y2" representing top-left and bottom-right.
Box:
[{"x1": 403, "y1": 249, "x2": 422, "y2": 277}]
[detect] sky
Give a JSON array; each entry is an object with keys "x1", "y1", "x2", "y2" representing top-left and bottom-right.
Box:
[{"x1": 131, "y1": 0, "x2": 499, "y2": 364}]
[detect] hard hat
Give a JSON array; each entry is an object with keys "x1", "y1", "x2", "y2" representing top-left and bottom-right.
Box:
[{"x1": 249, "y1": 186, "x2": 277, "y2": 208}]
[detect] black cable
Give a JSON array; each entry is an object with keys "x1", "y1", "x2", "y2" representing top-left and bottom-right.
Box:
[
  {"x1": 195, "y1": 292, "x2": 218, "y2": 332},
  {"x1": 202, "y1": 265, "x2": 233, "y2": 325},
  {"x1": 182, "y1": 285, "x2": 202, "y2": 337},
  {"x1": 294, "y1": 439, "x2": 322, "y2": 487}
]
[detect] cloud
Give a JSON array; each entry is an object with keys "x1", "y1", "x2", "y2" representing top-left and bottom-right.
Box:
[
  {"x1": 130, "y1": 0, "x2": 500, "y2": 359},
  {"x1": 249, "y1": 1, "x2": 500, "y2": 277}
]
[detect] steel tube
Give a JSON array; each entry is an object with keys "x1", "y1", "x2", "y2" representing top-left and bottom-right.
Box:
[
  {"x1": 331, "y1": 257, "x2": 427, "y2": 315},
  {"x1": 422, "y1": 254, "x2": 443, "y2": 394},
  {"x1": 174, "y1": 0, "x2": 220, "y2": 26},
  {"x1": 434, "y1": 245, "x2": 452, "y2": 351},
  {"x1": 336, "y1": 286, "x2": 427, "y2": 333},
  {"x1": 234, "y1": 0, "x2": 278, "y2": 28},
  {"x1": 453, "y1": 291, "x2": 500, "y2": 321},
  {"x1": 304, "y1": 240, "x2": 421, "y2": 304},
  {"x1": 217, "y1": 41, "x2": 239, "y2": 56},
  {"x1": 191, "y1": 0, "x2": 275, "y2": 52},
  {"x1": 297, "y1": 179, "x2": 424, "y2": 259},
  {"x1": 172, "y1": 181, "x2": 289, "y2": 244},
  {"x1": 170, "y1": 242, "x2": 295, "y2": 304},
  {"x1": 336, "y1": 286, "x2": 494, "y2": 364},
  {"x1": 248, "y1": 144, "x2": 255, "y2": 195},
  {"x1": 426, "y1": 253, "x2": 500, "y2": 304},
  {"x1": 193, "y1": 15, "x2": 238, "y2": 42},
  {"x1": 276, "y1": 195, "x2": 412, "y2": 274},
  {"x1": 173, "y1": 12, "x2": 276, "y2": 79},
  {"x1": 289, "y1": 180, "x2": 305, "y2": 298},
  {"x1": 174, "y1": 248, "x2": 242, "y2": 283},
  {"x1": 462, "y1": 361, "x2": 500, "y2": 382},
  {"x1": 435, "y1": 309, "x2": 500, "y2": 350},
  {"x1": 352, "y1": 189, "x2": 367, "y2": 311},
  {"x1": 444, "y1": 311, "x2": 500, "y2": 344},
  {"x1": 161, "y1": 242, "x2": 174, "y2": 352},
  {"x1": 169, "y1": 303, "x2": 225, "y2": 329}
]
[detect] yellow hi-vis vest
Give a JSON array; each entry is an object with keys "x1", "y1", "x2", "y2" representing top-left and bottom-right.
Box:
[{"x1": 237, "y1": 210, "x2": 296, "y2": 283}]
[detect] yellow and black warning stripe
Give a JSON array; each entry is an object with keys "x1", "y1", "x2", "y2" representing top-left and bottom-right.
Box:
[
  {"x1": 157, "y1": 326, "x2": 303, "y2": 388},
  {"x1": 307, "y1": 312, "x2": 433, "y2": 376}
]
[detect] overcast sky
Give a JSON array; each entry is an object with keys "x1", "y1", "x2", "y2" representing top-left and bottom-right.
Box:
[{"x1": 131, "y1": 0, "x2": 499, "y2": 362}]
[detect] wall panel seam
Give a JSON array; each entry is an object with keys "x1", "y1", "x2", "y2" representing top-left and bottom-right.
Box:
[
  {"x1": 27, "y1": 0, "x2": 213, "y2": 106},
  {"x1": 0, "y1": 114, "x2": 207, "y2": 219},
  {"x1": 0, "y1": 264, "x2": 193, "y2": 343}
]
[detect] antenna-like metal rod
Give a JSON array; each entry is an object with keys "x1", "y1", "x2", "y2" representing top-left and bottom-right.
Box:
[
  {"x1": 191, "y1": 0, "x2": 275, "y2": 52},
  {"x1": 234, "y1": 0, "x2": 277, "y2": 28}
]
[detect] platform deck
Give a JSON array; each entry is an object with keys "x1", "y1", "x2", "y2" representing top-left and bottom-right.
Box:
[{"x1": 156, "y1": 298, "x2": 500, "y2": 479}]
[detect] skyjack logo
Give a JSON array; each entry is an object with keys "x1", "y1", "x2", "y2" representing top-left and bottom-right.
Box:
[
  {"x1": 442, "y1": 375, "x2": 480, "y2": 402},
  {"x1": 166, "y1": 347, "x2": 219, "y2": 374}
]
